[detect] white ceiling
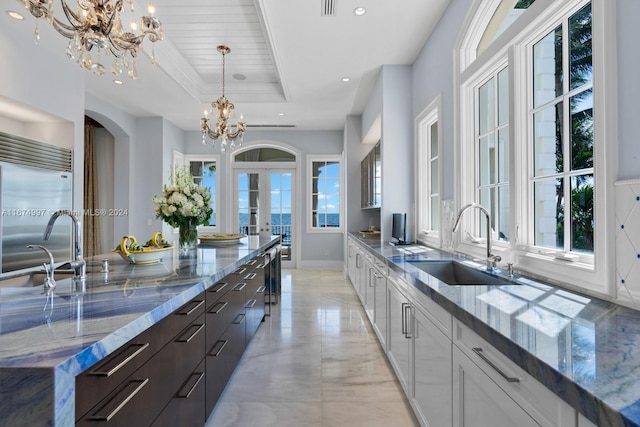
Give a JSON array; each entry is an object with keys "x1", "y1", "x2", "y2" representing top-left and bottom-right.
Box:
[{"x1": 4, "y1": 0, "x2": 451, "y2": 132}]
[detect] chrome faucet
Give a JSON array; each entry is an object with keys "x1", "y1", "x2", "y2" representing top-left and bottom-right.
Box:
[
  {"x1": 27, "y1": 244, "x2": 56, "y2": 290},
  {"x1": 451, "y1": 203, "x2": 501, "y2": 272},
  {"x1": 43, "y1": 210, "x2": 86, "y2": 280}
]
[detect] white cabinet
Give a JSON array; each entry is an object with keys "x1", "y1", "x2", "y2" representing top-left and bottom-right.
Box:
[
  {"x1": 453, "y1": 321, "x2": 575, "y2": 427},
  {"x1": 387, "y1": 277, "x2": 412, "y2": 393},
  {"x1": 578, "y1": 413, "x2": 598, "y2": 427},
  {"x1": 372, "y1": 259, "x2": 387, "y2": 349},
  {"x1": 413, "y1": 301, "x2": 452, "y2": 427},
  {"x1": 388, "y1": 275, "x2": 453, "y2": 427},
  {"x1": 452, "y1": 345, "x2": 539, "y2": 427}
]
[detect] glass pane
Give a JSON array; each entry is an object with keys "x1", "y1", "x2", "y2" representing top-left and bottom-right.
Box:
[
  {"x1": 571, "y1": 174, "x2": 594, "y2": 253},
  {"x1": 498, "y1": 68, "x2": 509, "y2": 126},
  {"x1": 498, "y1": 185, "x2": 509, "y2": 241},
  {"x1": 478, "y1": 188, "x2": 494, "y2": 239},
  {"x1": 430, "y1": 196, "x2": 440, "y2": 231},
  {"x1": 189, "y1": 161, "x2": 202, "y2": 177},
  {"x1": 430, "y1": 122, "x2": 438, "y2": 157},
  {"x1": 479, "y1": 133, "x2": 495, "y2": 186},
  {"x1": 430, "y1": 159, "x2": 439, "y2": 194},
  {"x1": 569, "y1": 3, "x2": 593, "y2": 91},
  {"x1": 534, "y1": 102, "x2": 563, "y2": 176},
  {"x1": 497, "y1": 126, "x2": 509, "y2": 183},
  {"x1": 533, "y1": 26, "x2": 563, "y2": 108},
  {"x1": 478, "y1": 78, "x2": 495, "y2": 135},
  {"x1": 534, "y1": 177, "x2": 564, "y2": 250},
  {"x1": 570, "y1": 88, "x2": 593, "y2": 170}
]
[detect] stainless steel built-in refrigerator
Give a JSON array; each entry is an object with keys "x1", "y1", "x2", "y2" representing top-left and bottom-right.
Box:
[{"x1": 0, "y1": 162, "x2": 72, "y2": 274}]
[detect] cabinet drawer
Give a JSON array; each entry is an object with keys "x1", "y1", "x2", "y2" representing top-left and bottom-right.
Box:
[
  {"x1": 77, "y1": 376, "x2": 155, "y2": 426},
  {"x1": 205, "y1": 314, "x2": 246, "y2": 415},
  {"x1": 76, "y1": 321, "x2": 161, "y2": 419},
  {"x1": 151, "y1": 359, "x2": 206, "y2": 427},
  {"x1": 454, "y1": 321, "x2": 575, "y2": 427}
]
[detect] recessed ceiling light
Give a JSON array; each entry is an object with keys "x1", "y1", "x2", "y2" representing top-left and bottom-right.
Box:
[
  {"x1": 353, "y1": 7, "x2": 366, "y2": 16},
  {"x1": 233, "y1": 73, "x2": 246, "y2": 81},
  {"x1": 278, "y1": 112, "x2": 285, "y2": 116},
  {"x1": 113, "y1": 79, "x2": 124, "y2": 85},
  {"x1": 342, "y1": 77, "x2": 351, "y2": 82},
  {"x1": 6, "y1": 10, "x2": 24, "y2": 20}
]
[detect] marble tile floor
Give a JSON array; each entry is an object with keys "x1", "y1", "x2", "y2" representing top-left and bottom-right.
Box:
[{"x1": 205, "y1": 269, "x2": 419, "y2": 427}]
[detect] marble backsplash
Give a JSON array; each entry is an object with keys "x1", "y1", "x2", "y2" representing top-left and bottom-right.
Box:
[{"x1": 615, "y1": 179, "x2": 640, "y2": 308}]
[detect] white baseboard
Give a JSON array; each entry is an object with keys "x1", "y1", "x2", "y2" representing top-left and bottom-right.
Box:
[{"x1": 297, "y1": 260, "x2": 343, "y2": 270}]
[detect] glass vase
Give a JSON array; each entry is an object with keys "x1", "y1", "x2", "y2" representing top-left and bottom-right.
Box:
[{"x1": 178, "y1": 222, "x2": 198, "y2": 258}]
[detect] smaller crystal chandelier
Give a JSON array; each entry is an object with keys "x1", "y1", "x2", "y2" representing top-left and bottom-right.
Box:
[
  {"x1": 201, "y1": 45, "x2": 246, "y2": 152},
  {"x1": 19, "y1": 0, "x2": 163, "y2": 79}
]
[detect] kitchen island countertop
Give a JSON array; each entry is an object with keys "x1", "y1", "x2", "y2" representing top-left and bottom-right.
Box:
[{"x1": 0, "y1": 235, "x2": 279, "y2": 427}]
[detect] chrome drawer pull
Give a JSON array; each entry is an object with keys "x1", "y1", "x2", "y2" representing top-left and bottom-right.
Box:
[
  {"x1": 176, "y1": 323, "x2": 205, "y2": 343},
  {"x1": 245, "y1": 299, "x2": 257, "y2": 308},
  {"x1": 232, "y1": 282, "x2": 247, "y2": 291},
  {"x1": 178, "y1": 299, "x2": 205, "y2": 316},
  {"x1": 257, "y1": 286, "x2": 266, "y2": 293},
  {"x1": 209, "y1": 282, "x2": 228, "y2": 293},
  {"x1": 245, "y1": 272, "x2": 257, "y2": 280},
  {"x1": 176, "y1": 371, "x2": 204, "y2": 399},
  {"x1": 89, "y1": 343, "x2": 150, "y2": 377},
  {"x1": 88, "y1": 378, "x2": 149, "y2": 421},
  {"x1": 208, "y1": 301, "x2": 228, "y2": 314},
  {"x1": 235, "y1": 267, "x2": 247, "y2": 275},
  {"x1": 232, "y1": 313, "x2": 246, "y2": 324},
  {"x1": 209, "y1": 340, "x2": 228, "y2": 357},
  {"x1": 472, "y1": 347, "x2": 520, "y2": 383}
]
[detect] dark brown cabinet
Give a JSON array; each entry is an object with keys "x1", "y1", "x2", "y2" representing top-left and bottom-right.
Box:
[{"x1": 75, "y1": 249, "x2": 275, "y2": 427}]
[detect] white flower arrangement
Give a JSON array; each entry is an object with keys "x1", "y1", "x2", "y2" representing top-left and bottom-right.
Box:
[{"x1": 152, "y1": 166, "x2": 213, "y2": 228}]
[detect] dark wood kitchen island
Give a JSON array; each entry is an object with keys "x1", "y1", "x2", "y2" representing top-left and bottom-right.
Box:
[{"x1": 0, "y1": 235, "x2": 279, "y2": 427}]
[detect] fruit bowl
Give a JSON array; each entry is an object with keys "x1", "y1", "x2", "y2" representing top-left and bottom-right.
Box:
[{"x1": 113, "y1": 233, "x2": 173, "y2": 265}]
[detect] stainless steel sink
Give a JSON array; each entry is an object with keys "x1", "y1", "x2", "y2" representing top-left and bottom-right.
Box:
[{"x1": 408, "y1": 260, "x2": 512, "y2": 286}]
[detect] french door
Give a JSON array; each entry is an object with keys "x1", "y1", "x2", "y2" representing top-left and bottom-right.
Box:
[{"x1": 234, "y1": 168, "x2": 295, "y2": 268}]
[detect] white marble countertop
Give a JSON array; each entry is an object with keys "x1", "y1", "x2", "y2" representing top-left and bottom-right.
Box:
[
  {"x1": 0, "y1": 235, "x2": 279, "y2": 427},
  {"x1": 350, "y1": 233, "x2": 640, "y2": 427}
]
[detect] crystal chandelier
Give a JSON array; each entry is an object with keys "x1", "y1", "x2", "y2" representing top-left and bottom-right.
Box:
[
  {"x1": 200, "y1": 45, "x2": 246, "y2": 152},
  {"x1": 19, "y1": 0, "x2": 163, "y2": 79}
]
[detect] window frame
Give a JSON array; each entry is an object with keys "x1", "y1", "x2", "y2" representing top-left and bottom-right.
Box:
[
  {"x1": 457, "y1": 0, "x2": 615, "y2": 296},
  {"x1": 306, "y1": 155, "x2": 343, "y2": 233},
  {"x1": 416, "y1": 95, "x2": 442, "y2": 248},
  {"x1": 184, "y1": 154, "x2": 220, "y2": 233}
]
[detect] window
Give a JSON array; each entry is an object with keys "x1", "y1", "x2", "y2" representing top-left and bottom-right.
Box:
[
  {"x1": 308, "y1": 156, "x2": 342, "y2": 232},
  {"x1": 477, "y1": 67, "x2": 510, "y2": 242},
  {"x1": 530, "y1": 3, "x2": 593, "y2": 254},
  {"x1": 457, "y1": 0, "x2": 613, "y2": 294},
  {"x1": 417, "y1": 96, "x2": 441, "y2": 246},
  {"x1": 185, "y1": 156, "x2": 219, "y2": 230}
]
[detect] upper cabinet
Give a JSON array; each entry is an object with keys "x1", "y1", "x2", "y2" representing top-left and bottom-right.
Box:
[{"x1": 361, "y1": 141, "x2": 381, "y2": 209}]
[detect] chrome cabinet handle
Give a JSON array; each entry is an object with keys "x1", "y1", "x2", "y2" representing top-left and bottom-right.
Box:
[
  {"x1": 403, "y1": 304, "x2": 412, "y2": 339},
  {"x1": 401, "y1": 303, "x2": 409, "y2": 336},
  {"x1": 176, "y1": 323, "x2": 205, "y2": 343},
  {"x1": 257, "y1": 286, "x2": 266, "y2": 293},
  {"x1": 472, "y1": 347, "x2": 520, "y2": 383},
  {"x1": 209, "y1": 340, "x2": 228, "y2": 357},
  {"x1": 245, "y1": 299, "x2": 257, "y2": 308},
  {"x1": 245, "y1": 272, "x2": 257, "y2": 280},
  {"x1": 209, "y1": 282, "x2": 228, "y2": 293},
  {"x1": 176, "y1": 371, "x2": 204, "y2": 399},
  {"x1": 88, "y1": 378, "x2": 149, "y2": 421},
  {"x1": 208, "y1": 301, "x2": 228, "y2": 314},
  {"x1": 232, "y1": 282, "x2": 247, "y2": 291},
  {"x1": 89, "y1": 343, "x2": 150, "y2": 377},
  {"x1": 177, "y1": 299, "x2": 205, "y2": 316}
]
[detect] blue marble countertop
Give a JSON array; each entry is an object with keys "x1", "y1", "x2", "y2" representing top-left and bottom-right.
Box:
[
  {"x1": 0, "y1": 235, "x2": 279, "y2": 427},
  {"x1": 350, "y1": 234, "x2": 640, "y2": 427}
]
